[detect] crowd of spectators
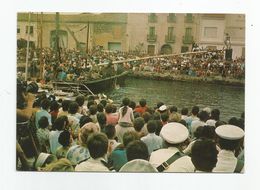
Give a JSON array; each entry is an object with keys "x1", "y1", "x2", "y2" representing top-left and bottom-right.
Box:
[
  {"x1": 17, "y1": 47, "x2": 245, "y2": 82},
  {"x1": 16, "y1": 93, "x2": 245, "y2": 173}
]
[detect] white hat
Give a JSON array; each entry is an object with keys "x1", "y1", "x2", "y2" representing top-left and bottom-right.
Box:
[
  {"x1": 160, "y1": 122, "x2": 189, "y2": 144},
  {"x1": 215, "y1": 124, "x2": 244, "y2": 140},
  {"x1": 35, "y1": 153, "x2": 51, "y2": 169},
  {"x1": 203, "y1": 107, "x2": 211, "y2": 114},
  {"x1": 119, "y1": 159, "x2": 158, "y2": 172},
  {"x1": 159, "y1": 105, "x2": 167, "y2": 112}
]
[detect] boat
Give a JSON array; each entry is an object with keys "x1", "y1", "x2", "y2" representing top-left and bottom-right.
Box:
[{"x1": 51, "y1": 71, "x2": 129, "y2": 95}]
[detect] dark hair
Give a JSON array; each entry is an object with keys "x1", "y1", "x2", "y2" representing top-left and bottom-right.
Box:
[
  {"x1": 210, "y1": 109, "x2": 220, "y2": 121},
  {"x1": 68, "y1": 102, "x2": 79, "y2": 114},
  {"x1": 100, "y1": 99, "x2": 107, "y2": 107},
  {"x1": 97, "y1": 103, "x2": 104, "y2": 113},
  {"x1": 75, "y1": 95, "x2": 85, "y2": 107},
  {"x1": 87, "y1": 95, "x2": 95, "y2": 102},
  {"x1": 228, "y1": 117, "x2": 244, "y2": 130},
  {"x1": 97, "y1": 112, "x2": 107, "y2": 125},
  {"x1": 79, "y1": 115, "x2": 93, "y2": 128},
  {"x1": 129, "y1": 101, "x2": 136, "y2": 110},
  {"x1": 139, "y1": 99, "x2": 147, "y2": 107},
  {"x1": 126, "y1": 140, "x2": 149, "y2": 161},
  {"x1": 200, "y1": 125, "x2": 216, "y2": 140},
  {"x1": 153, "y1": 112, "x2": 161, "y2": 120},
  {"x1": 156, "y1": 102, "x2": 164, "y2": 109},
  {"x1": 191, "y1": 106, "x2": 200, "y2": 116},
  {"x1": 87, "y1": 100, "x2": 95, "y2": 109},
  {"x1": 142, "y1": 112, "x2": 152, "y2": 123},
  {"x1": 87, "y1": 133, "x2": 108, "y2": 159},
  {"x1": 58, "y1": 130, "x2": 71, "y2": 147},
  {"x1": 181, "y1": 108, "x2": 189, "y2": 115},
  {"x1": 170, "y1": 106, "x2": 178, "y2": 113},
  {"x1": 123, "y1": 131, "x2": 140, "y2": 147},
  {"x1": 105, "y1": 104, "x2": 113, "y2": 114},
  {"x1": 50, "y1": 101, "x2": 60, "y2": 112},
  {"x1": 179, "y1": 119, "x2": 187, "y2": 127},
  {"x1": 122, "y1": 98, "x2": 130, "y2": 117},
  {"x1": 53, "y1": 116, "x2": 67, "y2": 131},
  {"x1": 160, "y1": 113, "x2": 169, "y2": 122},
  {"x1": 38, "y1": 116, "x2": 49, "y2": 129},
  {"x1": 133, "y1": 112, "x2": 141, "y2": 118},
  {"x1": 215, "y1": 120, "x2": 227, "y2": 127},
  {"x1": 104, "y1": 124, "x2": 116, "y2": 139},
  {"x1": 198, "y1": 111, "x2": 209, "y2": 122},
  {"x1": 133, "y1": 117, "x2": 145, "y2": 132},
  {"x1": 218, "y1": 137, "x2": 241, "y2": 151},
  {"x1": 147, "y1": 120, "x2": 157, "y2": 133},
  {"x1": 191, "y1": 139, "x2": 218, "y2": 172},
  {"x1": 61, "y1": 100, "x2": 71, "y2": 112},
  {"x1": 89, "y1": 105, "x2": 97, "y2": 115},
  {"x1": 41, "y1": 99, "x2": 51, "y2": 110}
]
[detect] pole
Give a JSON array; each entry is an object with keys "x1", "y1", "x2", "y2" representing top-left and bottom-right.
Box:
[
  {"x1": 39, "y1": 12, "x2": 43, "y2": 79},
  {"x1": 25, "y1": 12, "x2": 31, "y2": 81},
  {"x1": 86, "y1": 21, "x2": 89, "y2": 54}
]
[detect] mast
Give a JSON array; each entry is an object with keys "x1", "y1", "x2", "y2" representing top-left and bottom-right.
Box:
[
  {"x1": 25, "y1": 12, "x2": 31, "y2": 81},
  {"x1": 55, "y1": 12, "x2": 61, "y2": 62},
  {"x1": 39, "y1": 12, "x2": 43, "y2": 79},
  {"x1": 86, "y1": 21, "x2": 89, "y2": 54}
]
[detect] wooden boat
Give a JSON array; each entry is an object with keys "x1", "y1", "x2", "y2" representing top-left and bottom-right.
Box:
[{"x1": 52, "y1": 71, "x2": 129, "y2": 95}]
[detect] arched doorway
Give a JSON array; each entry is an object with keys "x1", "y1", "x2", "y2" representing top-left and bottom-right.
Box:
[{"x1": 161, "y1": 44, "x2": 172, "y2": 54}]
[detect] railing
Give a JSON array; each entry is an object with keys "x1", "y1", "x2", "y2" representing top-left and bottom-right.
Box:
[
  {"x1": 165, "y1": 35, "x2": 176, "y2": 43},
  {"x1": 182, "y1": 35, "x2": 193, "y2": 44},
  {"x1": 147, "y1": 34, "x2": 157, "y2": 42}
]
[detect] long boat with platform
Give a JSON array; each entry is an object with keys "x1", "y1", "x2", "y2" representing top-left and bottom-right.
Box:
[{"x1": 51, "y1": 70, "x2": 129, "y2": 95}]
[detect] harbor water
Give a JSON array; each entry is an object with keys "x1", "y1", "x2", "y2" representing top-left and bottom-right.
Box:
[{"x1": 105, "y1": 77, "x2": 245, "y2": 122}]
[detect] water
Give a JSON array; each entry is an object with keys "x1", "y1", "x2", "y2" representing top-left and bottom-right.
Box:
[{"x1": 105, "y1": 77, "x2": 244, "y2": 122}]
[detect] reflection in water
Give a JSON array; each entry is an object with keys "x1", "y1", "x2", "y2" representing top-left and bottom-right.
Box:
[{"x1": 106, "y1": 78, "x2": 244, "y2": 122}]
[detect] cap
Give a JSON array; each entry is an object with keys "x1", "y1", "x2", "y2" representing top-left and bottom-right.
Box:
[
  {"x1": 215, "y1": 124, "x2": 244, "y2": 140},
  {"x1": 159, "y1": 105, "x2": 167, "y2": 112},
  {"x1": 160, "y1": 122, "x2": 189, "y2": 144},
  {"x1": 35, "y1": 153, "x2": 51, "y2": 169},
  {"x1": 119, "y1": 159, "x2": 158, "y2": 172},
  {"x1": 203, "y1": 107, "x2": 211, "y2": 114}
]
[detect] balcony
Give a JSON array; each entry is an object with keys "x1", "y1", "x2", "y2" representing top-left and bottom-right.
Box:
[
  {"x1": 148, "y1": 14, "x2": 157, "y2": 23},
  {"x1": 185, "y1": 15, "x2": 194, "y2": 23},
  {"x1": 182, "y1": 35, "x2": 193, "y2": 44},
  {"x1": 167, "y1": 14, "x2": 176, "y2": 23},
  {"x1": 165, "y1": 35, "x2": 176, "y2": 43},
  {"x1": 147, "y1": 34, "x2": 157, "y2": 42}
]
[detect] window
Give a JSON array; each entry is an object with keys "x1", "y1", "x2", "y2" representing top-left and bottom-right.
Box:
[
  {"x1": 26, "y1": 26, "x2": 34, "y2": 34},
  {"x1": 204, "y1": 27, "x2": 217, "y2": 38},
  {"x1": 185, "y1": 14, "x2": 193, "y2": 23},
  {"x1": 185, "y1": 28, "x2": 192, "y2": 36},
  {"x1": 148, "y1": 13, "x2": 157, "y2": 23},
  {"x1": 149, "y1": 27, "x2": 155, "y2": 36},
  {"x1": 168, "y1": 27, "x2": 174, "y2": 37},
  {"x1": 168, "y1": 13, "x2": 176, "y2": 22}
]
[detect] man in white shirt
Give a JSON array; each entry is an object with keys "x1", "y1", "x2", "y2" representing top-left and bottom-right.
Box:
[
  {"x1": 149, "y1": 122, "x2": 195, "y2": 172},
  {"x1": 191, "y1": 110, "x2": 209, "y2": 137},
  {"x1": 75, "y1": 133, "x2": 109, "y2": 172},
  {"x1": 141, "y1": 120, "x2": 163, "y2": 155},
  {"x1": 213, "y1": 124, "x2": 244, "y2": 173}
]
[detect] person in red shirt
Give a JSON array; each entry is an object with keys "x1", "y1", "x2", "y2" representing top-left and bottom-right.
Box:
[{"x1": 134, "y1": 99, "x2": 147, "y2": 116}]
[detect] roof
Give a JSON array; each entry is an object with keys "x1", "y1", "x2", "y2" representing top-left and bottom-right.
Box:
[{"x1": 17, "y1": 12, "x2": 128, "y2": 24}]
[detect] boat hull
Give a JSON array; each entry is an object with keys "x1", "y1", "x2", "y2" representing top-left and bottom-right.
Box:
[{"x1": 52, "y1": 71, "x2": 128, "y2": 94}]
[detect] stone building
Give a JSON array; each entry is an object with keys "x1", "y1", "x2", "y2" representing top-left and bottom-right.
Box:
[{"x1": 17, "y1": 13, "x2": 245, "y2": 58}]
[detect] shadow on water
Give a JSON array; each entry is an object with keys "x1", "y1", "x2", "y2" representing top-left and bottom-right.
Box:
[{"x1": 105, "y1": 77, "x2": 244, "y2": 122}]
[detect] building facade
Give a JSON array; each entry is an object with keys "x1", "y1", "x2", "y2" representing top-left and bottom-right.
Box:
[{"x1": 17, "y1": 13, "x2": 245, "y2": 58}]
